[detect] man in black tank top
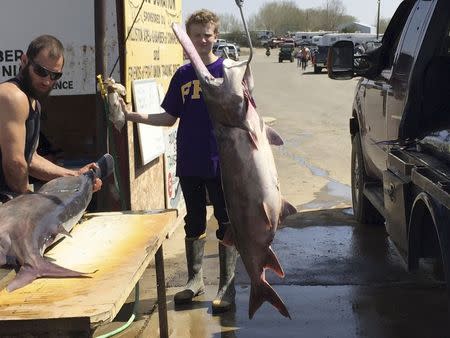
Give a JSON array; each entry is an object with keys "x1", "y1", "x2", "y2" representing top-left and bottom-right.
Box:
[{"x1": 0, "y1": 35, "x2": 102, "y2": 203}]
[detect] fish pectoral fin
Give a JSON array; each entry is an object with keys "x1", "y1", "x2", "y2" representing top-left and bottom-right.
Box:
[
  {"x1": 262, "y1": 202, "x2": 279, "y2": 231},
  {"x1": 248, "y1": 130, "x2": 259, "y2": 150},
  {"x1": 0, "y1": 235, "x2": 11, "y2": 266},
  {"x1": 7, "y1": 265, "x2": 38, "y2": 292},
  {"x1": 266, "y1": 126, "x2": 284, "y2": 146},
  {"x1": 280, "y1": 199, "x2": 297, "y2": 223},
  {"x1": 265, "y1": 247, "x2": 285, "y2": 278},
  {"x1": 58, "y1": 227, "x2": 72, "y2": 237},
  {"x1": 249, "y1": 279, "x2": 291, "y2": 320}
]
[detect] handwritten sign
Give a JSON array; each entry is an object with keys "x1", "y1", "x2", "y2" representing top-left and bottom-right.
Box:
[{"x1": 131, "y1": 79, "x2": 165, "y2": 165}]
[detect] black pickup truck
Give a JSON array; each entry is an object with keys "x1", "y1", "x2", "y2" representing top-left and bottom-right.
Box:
[{"x1": 328, "y1": 0, "x2": 450, "y2": 291}]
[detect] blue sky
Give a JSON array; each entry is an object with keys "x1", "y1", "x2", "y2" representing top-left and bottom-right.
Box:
[{"x1": 182, "y1": 0, "x2": 403, "y2": 26}]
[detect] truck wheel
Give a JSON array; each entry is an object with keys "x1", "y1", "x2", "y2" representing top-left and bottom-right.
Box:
[
  {"x1": 351, "y1": 133, "x2": 384, "y2": 225},
  {"x1": 314, "y1": 66, "x2": 322, "y2": 74},
  {"x1": 279, "y1": 58, "x2": 282, "y2": 63}
]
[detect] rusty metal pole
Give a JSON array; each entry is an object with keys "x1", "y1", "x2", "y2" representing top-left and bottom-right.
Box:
[
  {"x1": 95, "y1": 0, "x2": 107, "y2": 157},
  {"x1": 94, "y1": 0, "x2": 108, "y2": 210}
]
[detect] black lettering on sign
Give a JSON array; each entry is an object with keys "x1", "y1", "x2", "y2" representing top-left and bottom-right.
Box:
[
  {"x1": 126, "y1": 27, "x2": 180, "y2": 44},
  {"x1": 53, "y1": 81, "x2": 74, "y2": 90},
  {"x1": 152, "y1": 0, "x2": 176, "y2": 10},
  {"x1": 128, "y1": 65, "x2": 153, "y2": 80},
  {"x1": 2, "y1": 64, "x2": 19, "y2": 77},
  {"x1": 0, "y1": 50, "x2": 23, "y2": 63},
  {"x1": 143, "y1": 11, "x2": 161, "y2": 24}
]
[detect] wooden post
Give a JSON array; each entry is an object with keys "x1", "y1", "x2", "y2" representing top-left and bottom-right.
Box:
[{"x1": 155, "y1": 245, "x2": 168, "y2": 338}]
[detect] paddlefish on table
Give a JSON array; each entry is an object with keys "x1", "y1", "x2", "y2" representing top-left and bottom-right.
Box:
[{"x1": 0, "y1": 153, "x2": 114, "y2": 292}]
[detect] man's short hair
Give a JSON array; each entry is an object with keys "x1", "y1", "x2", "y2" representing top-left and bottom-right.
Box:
[
  {"x1": 26, "y1": 35, "x2": 64, "y2": 61},
  {"x1": 185, "y1": 9, "x2": 220, "y2": 35}
]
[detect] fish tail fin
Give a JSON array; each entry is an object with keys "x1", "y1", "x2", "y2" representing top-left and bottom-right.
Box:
[
  {"x1": 265, "y1": 247, "x2": 285, "y2": 278},
  {"x1": 7, "y1": 265, "x2": 39, "y2": 292},
  {"x1": 39, "y1": 260, "x2": 93, "y2": 278},
  {"x1": 249, "y1": 278, "x2": 291, "y2": 320},
  {"x1": 6, "y1": 260, "x2": 93, "y2": 292},
  {"x1": 93, "y1": 153, "x2": 114, "y2": 179}
]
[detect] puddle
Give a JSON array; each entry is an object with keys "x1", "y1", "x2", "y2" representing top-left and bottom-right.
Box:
[
  {"x1": 342, "y1": 208, "x2": 354, "y2": 216},
  {"x1": 278, "y1": 146, "x2": 328, "y2": 177},
  {"x1": 277, "y1": 146, "x2": 352, "y2": 210}
]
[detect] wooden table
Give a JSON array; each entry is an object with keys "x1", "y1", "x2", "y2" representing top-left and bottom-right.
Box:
[{"x1": 0, "y1": 210, "x2": 178, "y2": 337}]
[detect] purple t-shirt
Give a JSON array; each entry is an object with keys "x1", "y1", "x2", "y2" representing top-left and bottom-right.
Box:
[{"x1": 161, "y1": 58, "x2": 224, "y2": 178}]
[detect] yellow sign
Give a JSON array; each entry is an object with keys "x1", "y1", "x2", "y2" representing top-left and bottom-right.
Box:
[{"x1": 124, "y1": 0, "x2": 183, "y2": 100}]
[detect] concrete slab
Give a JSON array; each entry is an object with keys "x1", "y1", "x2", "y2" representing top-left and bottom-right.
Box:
[{"x1": 132, "y1": 284, "x2": 448, "y2": 338}]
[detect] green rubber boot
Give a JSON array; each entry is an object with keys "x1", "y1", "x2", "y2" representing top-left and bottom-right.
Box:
[
  {"x1": 212, "y1": 243, "x2": 238, "y2": 314},
  {"x1": 174, "y1": 236, "x2": 206, "y2": 305}
]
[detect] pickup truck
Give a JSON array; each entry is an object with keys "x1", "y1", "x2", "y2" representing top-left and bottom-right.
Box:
[{"x1": 328, "y1": 0, "x2": 450, "y2": 289}]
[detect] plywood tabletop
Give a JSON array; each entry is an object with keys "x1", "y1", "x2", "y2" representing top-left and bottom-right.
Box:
[{"x1": 0, "y1": 210, "x2": 177, "y2": 328}]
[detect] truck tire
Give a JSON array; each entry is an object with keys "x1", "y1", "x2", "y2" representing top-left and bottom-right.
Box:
[
  {"x1": 351, "y1": 133, "x2": 384, "y2": 225},
  {"x1": 314, "y1": 65, "x2": 322, "y2": 74}
]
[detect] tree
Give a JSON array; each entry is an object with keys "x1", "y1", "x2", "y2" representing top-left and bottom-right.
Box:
[
  {"x1": 218, "y1": 13, "x2": 242, "y2": 34},
  {"x1": 248, "y1": 1, "x2": 304, "y2": 35},
  {"x1": 245, "y1": 0, "x2": 354, "y2": 34},
  {"x1": 378, "y1": 17, "x2": 390, "y2": 34},
  {"x1": 320, "y1": 0, "x2": 349, "y2": 31}
]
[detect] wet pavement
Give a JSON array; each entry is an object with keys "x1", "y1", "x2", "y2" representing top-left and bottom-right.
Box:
[
  {"x1": 93, "y1": 49, "x2": 449, "y2": 337},
  {"x1": 94, "y1": 207, "x2": 448, "y2": 338}
]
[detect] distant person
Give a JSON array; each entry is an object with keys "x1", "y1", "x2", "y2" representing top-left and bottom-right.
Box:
[
  {"x1": 0, "y1": 35, "x2": 102, "y2": 203},
  {"x1": 295, "y1": 48, "x2": 302, "y2": 67},
  {"x1": 300, "y1": 46, "x2": 310, "y2": 70}
]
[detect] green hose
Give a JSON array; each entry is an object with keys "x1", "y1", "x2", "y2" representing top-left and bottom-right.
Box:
[{"x1": 97, "y1": 282, "x2": 140, "y2": 338}]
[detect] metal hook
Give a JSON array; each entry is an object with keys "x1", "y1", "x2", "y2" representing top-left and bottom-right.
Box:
[{"x1": 235, "y1": 0, "x2": 253, "y2": 63}]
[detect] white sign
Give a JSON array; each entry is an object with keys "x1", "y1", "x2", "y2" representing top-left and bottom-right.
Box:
[
  {"x1": 131, "y1": 79, "x2": 166, "y2": 165},
  {"x1": 158, "y1": 84, "x2": 184, "y2": 210},
  {"x1": 0, "y1": 0, "x2": 119, "y2": 96}
]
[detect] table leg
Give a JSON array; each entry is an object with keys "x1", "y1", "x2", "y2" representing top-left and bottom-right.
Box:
[{"x1": 155, "y1": 245, "x2": 168, "y2": 338}]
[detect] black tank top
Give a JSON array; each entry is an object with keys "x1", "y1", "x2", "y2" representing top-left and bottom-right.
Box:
[{"x1": 0, "y1": 77, "x2": 40, "y2": 191}]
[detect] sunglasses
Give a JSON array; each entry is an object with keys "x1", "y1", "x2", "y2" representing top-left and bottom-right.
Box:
[{"x1": 29, "y1": 60, "x2": 63, "y2": 81}]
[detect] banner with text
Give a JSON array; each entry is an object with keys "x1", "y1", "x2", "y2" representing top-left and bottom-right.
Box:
[
  {"x1": 124, "y1": 0, "x2": 183, "y2": 100},
  {"x1": 0, "y1": 0, "x2": 119, "y2": 96}
]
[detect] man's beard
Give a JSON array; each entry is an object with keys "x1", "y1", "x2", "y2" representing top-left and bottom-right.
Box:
[{"x1": 20, "y1": 64, "x2": 53, "y2": 101}]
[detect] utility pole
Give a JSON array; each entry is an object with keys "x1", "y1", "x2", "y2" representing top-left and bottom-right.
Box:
[{"x1": 376, "y1": 0, "x2": 381, "y2": 39}]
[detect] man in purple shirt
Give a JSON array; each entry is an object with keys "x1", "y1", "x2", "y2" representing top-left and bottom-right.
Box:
[{"x1": 121, "y1": 9, "x2": 237, "y2": 314}]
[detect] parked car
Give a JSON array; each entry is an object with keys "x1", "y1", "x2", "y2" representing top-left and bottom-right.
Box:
[
  {"x1": 213, "y1": 43, "x2": 239, "y2": 61},
  {"x1": 328, "y1": 0, "x2": 450, "y2": 288},
  {"x1": 265, "y1": 37, "x2": 285, "y2": 49}
]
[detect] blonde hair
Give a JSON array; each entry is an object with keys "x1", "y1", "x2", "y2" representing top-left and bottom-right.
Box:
[{"x1": 185, "y1": 9, "x2": 220, "y2": 35}]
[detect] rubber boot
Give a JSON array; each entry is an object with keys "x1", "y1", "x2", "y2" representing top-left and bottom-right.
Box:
[
  {"x1": 212, "y1": 243, "x2": 238, "y2": 314},
  {"x1": 174, "y1": 236, "x2": 206, "y2": 305}
]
